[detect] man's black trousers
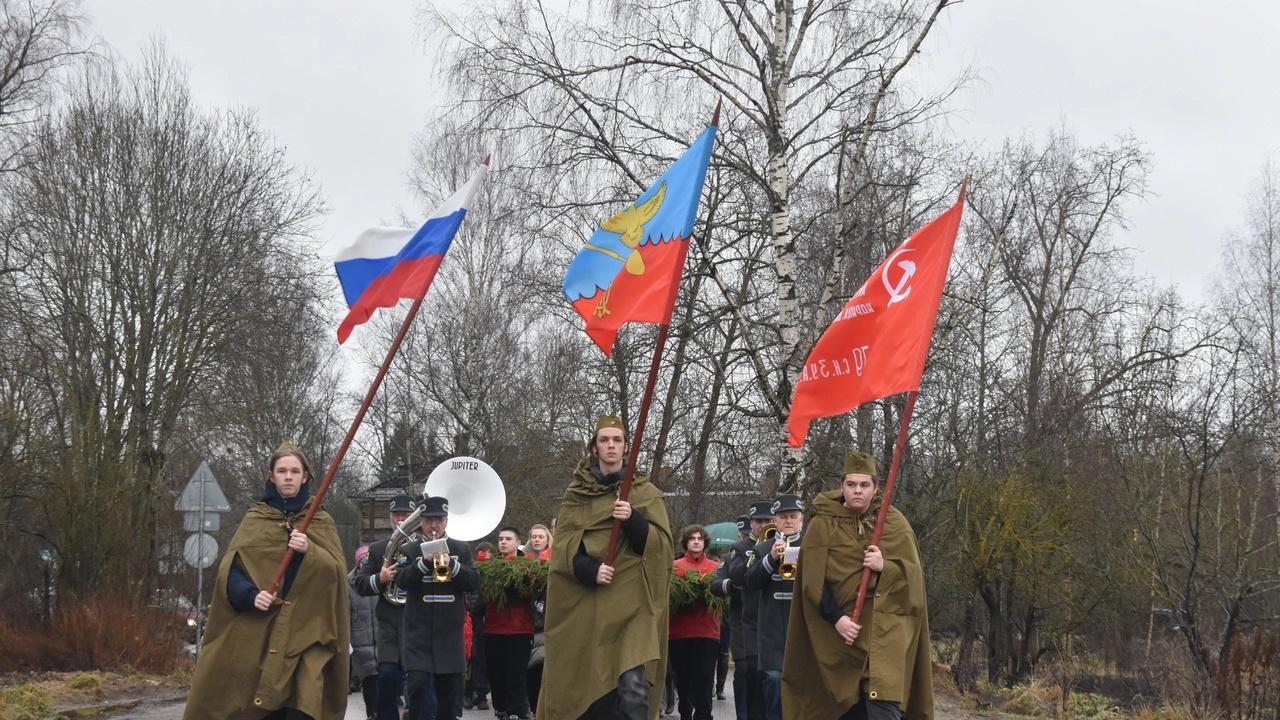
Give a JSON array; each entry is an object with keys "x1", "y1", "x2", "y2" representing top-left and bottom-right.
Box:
[
  {"x1": 485, "y1": 633, "x2": 533, "y2": 718},
  {"x1": 669, "y1": 637, "x2": 719, "y2": 720}
]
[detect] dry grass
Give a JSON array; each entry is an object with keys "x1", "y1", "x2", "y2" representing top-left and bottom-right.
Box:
[
  {"x1": 1130, "y1": 708, "x2": 1216, "y2": 720},
  {"x1": 0, "y1": 595, "x2": 186, "y2": 673},
  {"x1": 67, "y1": 673, "x2": 103, "y2": 693},
  {"x1": 0, "y1": 684, "x2": 51, "y2": 720},
  {"x1": 973, "y1": 676, "x2": 1135, "y2": 719},
  {"x1": 0, "y1": 671, "x2": 188, "y2": 718}
]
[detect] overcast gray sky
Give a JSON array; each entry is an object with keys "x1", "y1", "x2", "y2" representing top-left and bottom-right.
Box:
[{"x1": 87, "y1": 0, "x2": 1280, "y2": 306}]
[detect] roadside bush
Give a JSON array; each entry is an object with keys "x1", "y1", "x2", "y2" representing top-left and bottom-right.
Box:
[{"x1": 0, "y1": 595, "x2": 184, "y2": 673}]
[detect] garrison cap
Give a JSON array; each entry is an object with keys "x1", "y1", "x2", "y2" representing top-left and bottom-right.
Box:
[
  {"x1": 842, "y1": 451, "x2": 877, "y2": 478},
  {"x1": 595, "y1": 415, "x2": 625, "y2": 433}
]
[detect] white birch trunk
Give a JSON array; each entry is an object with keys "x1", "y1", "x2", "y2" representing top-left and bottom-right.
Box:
[{"x1": 767, "y1": 0, "x2": 808, "y2": 490}]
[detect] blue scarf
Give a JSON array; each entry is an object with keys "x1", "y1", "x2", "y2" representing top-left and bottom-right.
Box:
[{"x1": 261, "y1": 479, "x2": 312, "y2": 515}]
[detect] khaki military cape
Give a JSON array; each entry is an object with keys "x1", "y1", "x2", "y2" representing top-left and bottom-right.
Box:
[
  {"x1": 782, "y1": 490, "x2": 932, "y2": 720},
  {"x1": 537, "y1": 459, "x2": 673, "y2": 720},
  {"x1": 184, "y1": 499, "x2": 349, "y2": 720}
]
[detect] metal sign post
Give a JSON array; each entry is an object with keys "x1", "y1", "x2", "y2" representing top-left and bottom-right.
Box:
[{"x1": 176, "y1": 461, "x2": 230, "y2": 654}]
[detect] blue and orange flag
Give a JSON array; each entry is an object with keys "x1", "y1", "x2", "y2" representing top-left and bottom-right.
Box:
[{"x1": 563, "y1": 124, "x2": 717, "y2": 355}]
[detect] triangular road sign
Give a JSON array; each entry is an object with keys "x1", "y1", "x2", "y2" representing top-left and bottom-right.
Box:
[{"x1": 175, "y1": 461, "x2": 231, "y2": 512}]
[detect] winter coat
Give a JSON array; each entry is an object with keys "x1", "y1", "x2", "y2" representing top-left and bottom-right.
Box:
[
  {"x1": 347, "y1": 569, "x2": 378, "y2": 679},
  {"x1": 351, "y1": 536, "x2": 406, "y2": 665}
]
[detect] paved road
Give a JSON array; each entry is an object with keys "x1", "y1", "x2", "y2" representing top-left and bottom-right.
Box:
[
  {"x1": 113, "y1": 681, "x2": 738, "y2": 719},
  {"x1": 104, "y1": 677, "x2": 990, "y2": 720}
]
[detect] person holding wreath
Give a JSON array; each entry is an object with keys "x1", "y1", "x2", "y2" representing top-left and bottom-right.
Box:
[
  {"x1": 668, "y1": 525, "x2": 721, "y2": 720},
  {"x1": 480, "y1": 526, "x2": 537, "y2": 720}
]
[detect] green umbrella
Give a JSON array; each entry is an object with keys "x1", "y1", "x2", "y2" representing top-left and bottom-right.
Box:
[{"x1": 703, "y1": 521, "x2": 740, "y2": 552}]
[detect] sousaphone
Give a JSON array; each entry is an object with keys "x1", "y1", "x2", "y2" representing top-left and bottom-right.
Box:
[
  {"x1": 380, "y1": 504, "x2": 423, "y2": 605},
  {"x1": 422, "y1": 456, "x2": 506, "y2": 542}
]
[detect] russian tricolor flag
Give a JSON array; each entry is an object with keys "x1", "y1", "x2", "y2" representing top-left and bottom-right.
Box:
[{"x1": 334, "y1": 158, "x2": 488, "y2": 343}]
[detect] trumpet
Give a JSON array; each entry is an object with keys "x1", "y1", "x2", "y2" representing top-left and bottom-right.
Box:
[
  {"x1": 432, "y1": 554, "x2": 453, "y2": 582},
  {"x1": 415, "y1": 454, "x2": 507, "y2": 583},
  {"x1": 420, "y1": 536, "x2": 453, "y2": 583},
  {"x1": 761, "y1": 524, "x2": 797, "y2": 580},
  {"x1": 779, "y1": 547, "x2": 798, "y2": 580}
]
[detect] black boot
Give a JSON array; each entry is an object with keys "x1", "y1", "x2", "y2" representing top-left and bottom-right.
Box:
[{"x1": 617, "y1": 666, "x2": 650, "y2": 720}]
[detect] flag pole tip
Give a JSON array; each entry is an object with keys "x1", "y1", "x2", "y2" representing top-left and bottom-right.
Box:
[{"x1": 710, "y1": 98, "x2": 722, "y2": 126}]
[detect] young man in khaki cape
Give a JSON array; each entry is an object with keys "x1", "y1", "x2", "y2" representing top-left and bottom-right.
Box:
[
  {"x1": 184, "y1": 445, "x2": 350, "y2": 720},
  {"x1": 538, "y1": 415, "x2": 673, "y2": 720},
  {"x1": 781, "y1": 452, "x2": 933, "y2": 720}
]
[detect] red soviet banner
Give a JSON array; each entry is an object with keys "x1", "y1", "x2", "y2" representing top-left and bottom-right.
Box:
[{"x1": 786, "y1": 183, "x2": 967, "y2": 447}]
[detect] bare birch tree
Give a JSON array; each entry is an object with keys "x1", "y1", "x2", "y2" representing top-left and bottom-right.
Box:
[{"x1": 417, "y1": 0, "x2": 965, "y2": 490}]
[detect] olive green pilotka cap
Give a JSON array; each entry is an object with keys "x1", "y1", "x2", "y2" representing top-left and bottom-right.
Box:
[
  {"x1": 596, "y1": 415, "x2": 625, "y2": 433},
  {"x1": 842, "y1": 451, "x2": 877, "y2": 477}
]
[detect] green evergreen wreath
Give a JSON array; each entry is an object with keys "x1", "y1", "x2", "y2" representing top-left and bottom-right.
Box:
[
  {"x1": 476, "y1": 556, "x2": 549, "y2": 608},
  {"x1": 669, "y1": 567, "x2": 729, "y2": 617}
]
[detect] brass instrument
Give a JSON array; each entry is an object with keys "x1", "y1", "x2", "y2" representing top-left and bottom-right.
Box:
[
  {"x1": 419, "y1": 536, "x2": 452, "y2": 582},
  {"x1": 432, "y1": 554, "x2": 453, "y2": 582},
  {"x1": 415, "y1": 455, "x2": 508, "y2": 585},
  {"x1": 381, "y1": 505, "x2": 424, "y2": 605},
  {"x1": 779, "y1": 545, "x2": 798, "y2": 580},
  {"x1": 759, "y1": 523, "x2": 797, "y2": 579}
]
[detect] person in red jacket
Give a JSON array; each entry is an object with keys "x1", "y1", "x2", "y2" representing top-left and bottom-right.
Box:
[
  {"x1": 669, "y1": 525, "x2": 722, "y2": 720},
  {"x1": 485, "y1": 526, "x2": 535, "y2": 720}
]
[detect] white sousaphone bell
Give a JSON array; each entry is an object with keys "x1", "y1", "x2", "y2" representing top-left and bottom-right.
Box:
[{"x1": 422, "y1": 455, "x2": 506, "y2": 542}]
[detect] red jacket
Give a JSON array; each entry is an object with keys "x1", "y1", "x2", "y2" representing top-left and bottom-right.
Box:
[
  {"x1": 485, "y1": 552, "x2": 535, "y2": 636},
  {"x1": 669, "y1": 552, "x2": 722, "y2": 641}
]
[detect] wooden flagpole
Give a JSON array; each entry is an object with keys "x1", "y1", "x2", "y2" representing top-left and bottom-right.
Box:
[
  {"x1": 849, "y1": 177, "x2": 967, "y2": 622},
  {"x1": 603, "y1": 101, "x2": 720, "y2": 566},
  {"x1": 265, "y1": 155, "x2": 489, "y2": 597},
  {"x1": 849, "y1": 391, "x2": 918, "y2": 625}
]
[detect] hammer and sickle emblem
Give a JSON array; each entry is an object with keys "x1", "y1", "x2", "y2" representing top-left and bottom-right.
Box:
[{"x1": 881, "y1": 249, "x2": 916, "y2": 306}]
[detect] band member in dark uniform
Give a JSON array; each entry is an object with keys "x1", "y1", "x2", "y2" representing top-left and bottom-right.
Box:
[
  {"x1": 397, "y1": 495, "x2": 480, "y2": 720},
  {"x1": 352, "y1": 495, "x2": 416, "y2": 720},
  {"x1": 744, "y1": 494, "x2": 804, "y2": 720},
  {"x1": 716, "y1": 501, "x2": 772, "y2": 720}
]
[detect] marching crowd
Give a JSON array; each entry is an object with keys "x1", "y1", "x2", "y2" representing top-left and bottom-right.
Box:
[{"x1": 183, "y1": 418, "x2": 932, "y2": 720}]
